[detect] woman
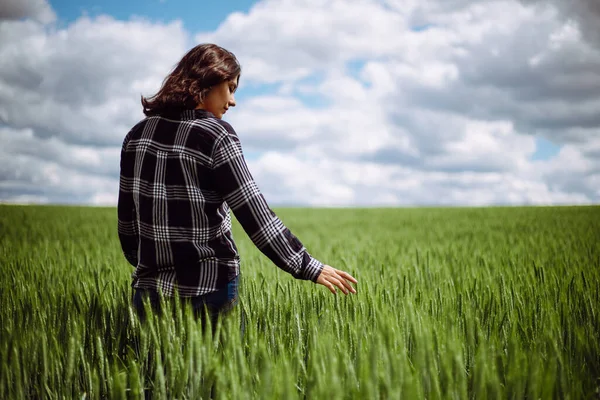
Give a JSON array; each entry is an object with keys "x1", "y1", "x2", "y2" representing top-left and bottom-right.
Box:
[{"x1": 118, "y1": 43, "x2": 357, "y2": 327}]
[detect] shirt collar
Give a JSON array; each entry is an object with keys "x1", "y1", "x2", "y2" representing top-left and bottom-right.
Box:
[{"x1": 179, "y1": 109, "x2": 215, "y2": 120}]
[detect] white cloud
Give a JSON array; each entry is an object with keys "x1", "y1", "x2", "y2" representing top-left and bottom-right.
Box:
[
  {"x1": 1, "y1": 126, "x2": 120, "y2": 169},
  {"x1": 210, "y1": 0, "x2": 599, "y2": 204},
  {"x1": 520, "y1": 0, "x2": 600, "y2": 49},
  {"x1": 0, "y1": 7, "x2": 192, "y2": 204},
  {"x1": 196, "y1": 0, "x2": 409, "y2": 83},
  {"x1": 248, "y1": 151, "x2": 591, "y2": 206},
  {"x1": 0, "y1": 0, "x2": 55, "y2": 24},
  {"x1": 90, "y1": 192, "x2": 119, "y2": 206},
  {"x1": 0, "y1": 14, "x2": 190, "y2": 146},
  {"x1": 0, "y1": 149, "x2": 119, "y2": 205},
  {"x1": 1, "y1": 0, "x2": 599, "y2": 206}
]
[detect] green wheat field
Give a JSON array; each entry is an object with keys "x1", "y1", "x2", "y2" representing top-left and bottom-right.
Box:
[{"x1": 1, "y1": 204, "x2": 599, "y2": 399}]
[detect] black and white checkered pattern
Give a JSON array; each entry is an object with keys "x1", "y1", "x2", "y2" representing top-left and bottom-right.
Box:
[{"x1": 118, "y1": 109, "x2": 323, "y2": 297}]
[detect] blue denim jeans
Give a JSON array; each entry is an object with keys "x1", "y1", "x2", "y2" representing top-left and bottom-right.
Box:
[{"x1": 132, "y1": 274, "x2": 240, "y2": 330}]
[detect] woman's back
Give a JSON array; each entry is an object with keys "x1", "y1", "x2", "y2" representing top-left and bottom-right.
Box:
[{"x1": 118, "y1": 109, "x2": 241, "y2": 297}]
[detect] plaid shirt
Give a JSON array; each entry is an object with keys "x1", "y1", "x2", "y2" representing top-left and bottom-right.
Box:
[{"x1": 118, "y1": 109, "x2": 324, "y2": 297}]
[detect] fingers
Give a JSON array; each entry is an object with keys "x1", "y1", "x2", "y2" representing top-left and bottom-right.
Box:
[
  {"x1": 332, "y1": 269, "x2": 357, "y2": 294},
  {"x1": 336, "y1": 272, "x2": 357, "y2": 294},
  {"x1": 337, "y1": 270, "x2": 358, "y2": 284},
  {"x1": 324, "y1": 280, "x2": 337, "y2": 295},
  {"x1": 326, "y1": 273, "x2": 356, "y2": 295},
  {"x1": 329, "y1": 277, "x2": 347, "y2": 295}
]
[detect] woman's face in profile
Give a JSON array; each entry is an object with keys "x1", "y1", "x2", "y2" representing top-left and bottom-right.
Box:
[{"x1": 198, "y1": 75, "x2": 239, "y2": 119}]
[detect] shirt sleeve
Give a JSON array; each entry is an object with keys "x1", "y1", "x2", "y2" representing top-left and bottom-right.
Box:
[
  {"x1": 117, "y1": 134, "x2": 139, "y2": 267},
  {"x1": 210, "y1": 131, "x2": 324, "y2": 282}
]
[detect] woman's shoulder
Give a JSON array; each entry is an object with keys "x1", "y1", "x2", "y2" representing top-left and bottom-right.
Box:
[
  {"x1": 122, "y1": 117, "x2": 151, "y2": 147},
  {"x1": 190, "y1": 116, "x2": 238, "y2": 141},
  {"x1": 175, "y1": 117, "x2": 240, "y2": 158}
]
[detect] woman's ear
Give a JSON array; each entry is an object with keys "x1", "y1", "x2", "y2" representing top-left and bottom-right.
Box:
[{"x1": 195, "y1": 90, "x2": 207, "y2": 109}]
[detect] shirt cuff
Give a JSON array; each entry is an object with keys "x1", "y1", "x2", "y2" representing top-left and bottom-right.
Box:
[{"x1": 302, "y1": 256, "x2": 324, "y2": 282}]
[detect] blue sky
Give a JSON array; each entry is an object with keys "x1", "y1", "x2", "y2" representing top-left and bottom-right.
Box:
[
  {"x1": 531, "y1": 137, "x2": 560, "y2": 161},
  {"x1": 50, "y1": 0, "x2": 256, "y2": 31}
]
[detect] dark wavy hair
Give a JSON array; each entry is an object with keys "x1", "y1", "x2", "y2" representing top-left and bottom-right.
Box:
[{"x1": 141, "y1": 43, "x2": 241, "y2": 116}]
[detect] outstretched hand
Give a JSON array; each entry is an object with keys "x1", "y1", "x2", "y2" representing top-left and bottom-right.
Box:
[{"x1": 316, "y1": 265, "x2": 358, "y2": 295}]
